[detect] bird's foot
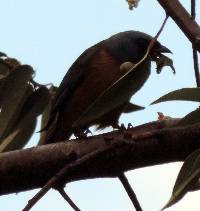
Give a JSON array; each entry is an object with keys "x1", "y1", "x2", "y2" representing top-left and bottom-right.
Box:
[
  {"x1": 112, "y1": 123, "x2": 134, "y2": 132},
  {"x1": 74, "y1": 128, "x2": 92, "y2": 139},
  {"x1": 112, "y1": 123, "x2": 126, "y2": 131},
  {"x1": 74, "y1": 132, "x2": 87, "y2": 139},
  {"x1": 119, "y1": 123, "x2": 126, "y2": 130},
  {"x1": 85, "y1": 128, "x2": 93, "y2": 136},
  {"x1": 127, "y1": 123, "x2": 134, "y2": 129}
]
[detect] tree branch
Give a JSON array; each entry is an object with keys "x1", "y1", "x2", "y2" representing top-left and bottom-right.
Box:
[
  {"x1": 191, "y1": 0, "x2": 196, "y2": 20},
  {"x1": 192, "y1": 44, "x2": 200, "y2": 86},
  {"x1": 118, "y1": 173, "x2": 143, "y2": 211},
  {"x1": 157, "y1": 0, "x2": 200, "y2": 52},
  {"x1": 57, "y1": 188, "x2": 80, "y2": 211},
  {"x1": 1, "y1": 118, "x2": 200, "y2": 196},
  {"x1": 190, "y1": 0, "x2": 200, "y2": 87},
  {"x1": 22, "y1": 149, "x2": 102, "y2": 211}
]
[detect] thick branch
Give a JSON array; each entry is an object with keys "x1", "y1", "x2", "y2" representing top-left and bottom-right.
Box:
[
  {"x1": 1, "y1": 119, "x2": 200, "y2": 196},
  {"x1": 157, "y1": 0, "x2": 200, "y2": 51}
]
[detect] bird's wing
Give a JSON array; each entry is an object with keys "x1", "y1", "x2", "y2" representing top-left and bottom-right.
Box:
[{"x1": 45, "y1": 42, "x2": 102, "y2": 129}]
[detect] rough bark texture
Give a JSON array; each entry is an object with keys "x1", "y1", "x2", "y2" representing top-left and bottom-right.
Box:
[
  {"x1": 157, "y1": 0, "x2": 200, "y2": 51},
  {"x1": 1, "y1": 119, "x2": 200, "y2": 196}
]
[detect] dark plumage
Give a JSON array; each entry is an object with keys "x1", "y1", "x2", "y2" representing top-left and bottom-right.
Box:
[{"x1": 43, "y1": 31, "x2": 171, "y2": 144}]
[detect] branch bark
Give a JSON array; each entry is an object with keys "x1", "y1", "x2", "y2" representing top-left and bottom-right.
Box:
[
  {"x1": 157, "y1": 0, "x2": 200, "y2": 51},
  {"x1": 1, "y1": 118, "x2": 200, "y2": 196}
]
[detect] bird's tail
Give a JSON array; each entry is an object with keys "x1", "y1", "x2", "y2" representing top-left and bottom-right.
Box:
[{"x1": 37, "y1": 95, "x2": 72, "y2": 145}]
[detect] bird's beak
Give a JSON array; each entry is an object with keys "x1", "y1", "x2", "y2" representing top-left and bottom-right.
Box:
[{"x1": 157, "y1": 45, "x2": 172, "y2": 54}]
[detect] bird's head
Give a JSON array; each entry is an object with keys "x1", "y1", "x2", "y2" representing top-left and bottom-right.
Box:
[
  {"x1": 105, "y1": 30, "x2": 171, "y2": 64},
  {"x1": 135, "y1": 33, "x2": 172, "y2": 61}
]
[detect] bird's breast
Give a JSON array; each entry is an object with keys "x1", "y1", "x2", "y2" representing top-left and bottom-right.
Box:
[{"x1": 59, "y1": 48, "x2": 151, "y2": 129}]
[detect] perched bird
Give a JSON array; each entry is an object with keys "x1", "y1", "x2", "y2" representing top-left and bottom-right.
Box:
[{"x1": 43, "y1": 31, "x2": 171, "y2": 144}]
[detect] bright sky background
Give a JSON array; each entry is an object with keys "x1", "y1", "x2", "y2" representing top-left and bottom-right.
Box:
[{"x1": 0, "y1": 0, "x2": 200, "y2": 211}]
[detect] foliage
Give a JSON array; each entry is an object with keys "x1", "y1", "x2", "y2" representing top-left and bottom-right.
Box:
[
  {"x1": 0, "y1": 55, "x2": 50, "y2": 152},
  {"x1": 153, "y1": 88, "x2": 200, "y2": 208},
  {"x1": 162, "y1": 148, "x2": 200, "y2": 210}
]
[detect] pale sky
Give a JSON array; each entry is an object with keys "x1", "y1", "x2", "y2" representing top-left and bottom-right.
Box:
[{"x1": 0, "y1": 0, "x2": 200, "y2": 211}]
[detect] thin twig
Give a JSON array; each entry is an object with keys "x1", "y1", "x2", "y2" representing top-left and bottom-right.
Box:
[
  {"x1": 57, "y1": 188, "x2": 81, "y2": 211},
  {"x1": 22, "y1": 151, "x2": 97, "y2": 211},
  {"x1": 157, "y1": 0, "x2": 200, "y2": 52},
  {"x1": 190, "y1": 0, "x2": 200, "y2": 87},
  {"x1": 191, "y1": 0, "x2": 196, "y2": 20},
  {"x1": 118, "y1": 173, "x2": 143, "y2": 211},
  {"x1": 118, "y1": 14, "x2": 169, "y2": 81},
  {"x1": 193, "y1": 48, "x2": 200, "y2": 87},
  {"x1": 148, "y1": 15, "x2": 169, "y2": 50},
  {"x1": 117, "y1": 15, "x2": 168, "y2": 211},
  {"x1": 22, "y1": 144, "x2": 121, "y2": 211}
]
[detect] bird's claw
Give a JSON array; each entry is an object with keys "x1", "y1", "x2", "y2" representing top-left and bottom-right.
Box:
[
  {"x1": 127, "y1": 123, "x2": 134, "y2": 128},
  {"x1": 112, "y1": 123, "x2": 126, "y2": 131},
  {"x1": 85, "y1": 128, "x2": 93, "y2": 136},
  {"x1": 74, "y1": 128, "x2": 92, "y2": 139},
  {"x1": 113, "y1": 123, "x2": 134, "y2": 132}
]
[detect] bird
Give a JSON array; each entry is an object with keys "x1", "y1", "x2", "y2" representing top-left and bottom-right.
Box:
[{"x1": 42, "y1": 30, "x2": 171, "y2": 144}]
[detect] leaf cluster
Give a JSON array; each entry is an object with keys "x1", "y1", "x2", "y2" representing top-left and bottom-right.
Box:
[
  {"x1": 0, "y1": 53, "x2": 50, "y2": 152},
  {"x1": 152, "y1": 88, "x2": 200, "y2": 209}
]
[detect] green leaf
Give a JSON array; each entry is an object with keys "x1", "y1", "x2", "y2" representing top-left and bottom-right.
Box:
[
  {"x1": 177, "y1": 108, "x2": 200, "y2": 127},
  {"x1": 151, "y1": 88, "x2": 200, "y2": 105},
  {"x1": 37, "y1": 101, "x2": 52, "y2": 145},
  {"x1": 0, "y1": 87, "x2": 50, "y2": 152},
  {"x1": 0, "y1": 119, "x2": 37, "y2": 152},
  {"x1": 73, "y1": 58, "x2": 150, "y2": 128},
  {"x1": 0, "y1": 65, "x2": 34, "y2": 104},
  {"x1": 162, "y1": 148, "x2": 200, "y2": 210},
  {"x1": 122, "y1": 102, "x2": 144, "y2": 113},
  {"x1": 18, "y1": 86, "x2": 51, "y2": 117},
  {"x1": 0, "y1": 85, "x2": 34, "y2": 140},
  {"x1": 0, "y1": 130, "x2": 20, "y2": 152},
  {"x1": 0, "y1": 65, "x2": 34, "y2": 140}
]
